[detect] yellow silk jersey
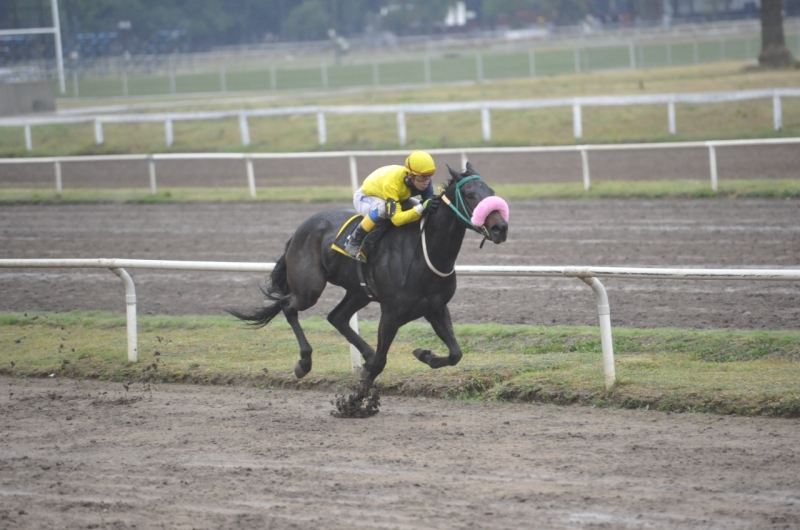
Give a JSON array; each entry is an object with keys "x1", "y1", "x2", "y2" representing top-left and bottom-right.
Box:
[{"x1": 361, "y1": 165, "x2": 423, "y2": 226}]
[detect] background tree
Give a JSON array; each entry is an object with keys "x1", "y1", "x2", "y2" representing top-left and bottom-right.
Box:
[
  {"x1": 482, "y1": 0, "x2": 541, "y2": 28},
  {"x1": 540, "y1": 0, "x2": 594, "y2": 25},
  {"x1": 379, "y1": 0, "x2": 451, "y2": 35},
  {"x1": 282, "y1": 0, "x2": 331, "y2": 41},
  {"x1": 758, "y1": 0, "x2": 796, "y2": 67}
]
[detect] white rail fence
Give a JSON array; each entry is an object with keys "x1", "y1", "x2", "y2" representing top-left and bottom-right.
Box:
[
  {"x1": 2, "y1": 136, "x2": 799, "y2": 195},
  {"x1": 2, "y1": 258, "x2": 799, "y2": 390},
  {"x1": 2, "y1": 88, "x2": 798, "y2": 151}
]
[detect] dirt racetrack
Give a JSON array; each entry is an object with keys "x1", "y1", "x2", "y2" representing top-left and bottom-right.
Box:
[
  {"x1": 1, "y1": 199, "x2": 799, "y2": 329},
  {"x1": 2, "y1": 156, "x2": 800, "y2": 528},
  {"x1": 2, "y1": 376, "x2": 799, "y2": 529}
]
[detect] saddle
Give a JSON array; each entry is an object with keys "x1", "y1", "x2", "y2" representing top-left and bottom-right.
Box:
[
  {"x1": 331, "y1": 214, "x2": 363, "y2": 258},
  {"x1": 331, "y1": 214, "x2": 390, "y2": 302},
  {"x1": 330, "y1": 214, "x2": 391, "y2": 262}
]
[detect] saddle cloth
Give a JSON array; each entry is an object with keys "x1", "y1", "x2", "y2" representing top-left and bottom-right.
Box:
[{"x1": 331, "y1": 214, "x2": 363, "y2": 258}]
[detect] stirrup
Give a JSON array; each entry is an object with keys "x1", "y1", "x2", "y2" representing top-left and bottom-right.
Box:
[{"x1": 345, "y1": 237, "x2": 364, "y2": 261}]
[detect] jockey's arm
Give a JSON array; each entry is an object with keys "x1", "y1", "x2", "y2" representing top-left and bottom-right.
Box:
[{"x1": 390, "y1": 205, "x2": 423, "y2": 226}]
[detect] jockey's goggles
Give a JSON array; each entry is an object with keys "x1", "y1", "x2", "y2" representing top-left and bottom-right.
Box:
[{"x1": 412, "y1": 174, "x2": 433, "y2": 182}]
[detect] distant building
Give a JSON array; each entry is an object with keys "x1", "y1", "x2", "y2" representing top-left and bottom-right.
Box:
[{"x1": 591, "y1": 0, "x2": 761, "y2": 24}]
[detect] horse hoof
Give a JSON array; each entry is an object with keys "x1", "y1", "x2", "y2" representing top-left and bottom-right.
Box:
[
  {"x1": 294, "y1": 361, "x2": 309, "y2": 379},
  {"x1": 413, "y1": 349, "x2": 431, "y2": 364}
]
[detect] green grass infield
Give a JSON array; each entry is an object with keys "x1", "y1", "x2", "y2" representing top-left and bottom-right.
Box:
[
  {"x1": 1, "y1": 179, "x2": 800, "y2": 204},
  {"x1": 2, "y1": 311, "x2": 799, "y2": 417}
]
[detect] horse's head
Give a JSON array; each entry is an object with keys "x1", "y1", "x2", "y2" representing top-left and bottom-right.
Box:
[{"x1": 442, "y1": 162, "x2": 508, "y2": 244}]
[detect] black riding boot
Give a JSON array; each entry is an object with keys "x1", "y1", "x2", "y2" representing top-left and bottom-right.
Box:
[
  {"x1": 345, "y1": 225, "x2": 369, "y2": 261},
  {"x1": 358, "y1": 222, "x2": 390, "y2": 261}
]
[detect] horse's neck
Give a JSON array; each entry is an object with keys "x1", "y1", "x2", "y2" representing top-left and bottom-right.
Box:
[{"x1": 423, "y1": 208, "x2": 468, "y2": 270}]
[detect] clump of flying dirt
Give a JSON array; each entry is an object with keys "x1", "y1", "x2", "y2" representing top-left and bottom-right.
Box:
[{"x1": 331, "y1": 383, "x2": 380, "y2": 418}]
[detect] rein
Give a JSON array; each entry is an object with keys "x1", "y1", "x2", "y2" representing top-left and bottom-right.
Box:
[
  {"x1": 440, "y1": 174, "x2": 492, "y2": 246},
  {"x1": 417, "y1": 174, "x2": 489, "y2": 278},
  {"x1": 420, "y1": 215, "x2": 454, "y2": 277}
]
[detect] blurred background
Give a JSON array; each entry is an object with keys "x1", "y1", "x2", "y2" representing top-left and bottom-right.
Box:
[{"x1": 1, "y1": 0, "x2": 798, "y2": 93}]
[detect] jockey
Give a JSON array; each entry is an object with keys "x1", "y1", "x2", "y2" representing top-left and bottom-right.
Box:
[{"x1": 345, "y1": 150, "x2": 440, "y2": 262}]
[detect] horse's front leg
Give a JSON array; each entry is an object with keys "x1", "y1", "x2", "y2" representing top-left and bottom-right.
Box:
[
  {"x1": 414, "y1": 305, "x2": 463, "y2": 369},
  {"x1": 361, "y1": 314, "x2": 400, "y2": 388}
]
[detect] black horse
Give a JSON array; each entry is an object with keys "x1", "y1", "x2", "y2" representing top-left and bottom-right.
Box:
[{"x1": 231, "y1": 162, "x2": 509, "y2": 406}]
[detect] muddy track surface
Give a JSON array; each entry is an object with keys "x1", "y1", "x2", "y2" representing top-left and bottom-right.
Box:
[
  {"x1": 1, "y1": 199, "x2": 798, "y2": 329},
  {"x1": 2, "y1": 376, "x2": 799, "y2": 530},
  {"x1": 2, "y1": 163, "x2": 800, "y2": 528}
]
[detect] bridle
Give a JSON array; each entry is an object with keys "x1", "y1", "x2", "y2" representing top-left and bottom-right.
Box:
[
  {"x1": 419, "y1": 174, "x2": 491, "y2": 277},
  {"x1": 439, "y1": 174, "x2": 492, "y2": 239}
]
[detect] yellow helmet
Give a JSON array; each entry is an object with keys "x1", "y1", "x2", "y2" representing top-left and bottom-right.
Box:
[{"x1": 404, "y1": 150, "x2": 436, "y2": 177}]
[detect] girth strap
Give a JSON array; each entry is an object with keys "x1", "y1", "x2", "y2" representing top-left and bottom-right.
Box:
[{"x1": 356, "y1": 260, "x2": 379, "y2": 301}]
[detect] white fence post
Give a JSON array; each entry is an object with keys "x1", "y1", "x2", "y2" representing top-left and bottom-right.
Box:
[
  {"x1": 638, "y1": 43, "x2": 645, "y2": 68},
  {"x1": 165, "y1": 119, "x2": 174, "y2": 147},
  {"x1": 94, "y1": 119, "x2": 104, "y2": 145},
  {"x1": 24, "y1": 124, "x2": 32, "y2": 151},
  {"x1": 707, "y1": 142, "x2": 719, "y2": 192},
  {"x1": 580, "y1": 277, "x2": 615, "y2": 391},
  {"x1": 580, "y1": 147, "x2": 591, "y2": 191},
  {"x1": 668, "y1": 100, "x2": 676, "y2": 135},
  {"x1": 239, "y1": 112, "x2": 250, "y2": 146},
  {"x1": 148, "y1": 155, "x2": 157, "y2": 195},
  {"x1": 481, "y1": 108, "x2": 491, "y2": 142},
  {"x1": 349, "y1": 313, "x2": 361, "y2": 372},
  {"x1": 54, "y1": 159, "x2": 62, "y2": 194},
  {"x1": 245, "y1": 156, "x2": 256, "y2": 198},
  {"x1": 629, "y1": 41, "x2": 636, "y2": 69},
  {"x1": 111, "y1": 267, "x2": 138, "y2": 363},
  {"x1": 396, "y1": 111, "x2": 407, "y2": 146},
  {"x1": 317, "y1": 112, "x2": 327, "y2": 145},
  {"x1": 460, "y1": 150, "x2": 468, "y2": 170},
  {"x1": 348, "y1": 154, "x2": 359, "y2": 192},
  {"x1": 572, "y1": 102, "x2": 583, "y2": 139},
  {"x1": 773, "y1": 92, "x2": 783, "y2": 131}
]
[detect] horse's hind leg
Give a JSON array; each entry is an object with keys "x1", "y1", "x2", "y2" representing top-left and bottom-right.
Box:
[
  {"x1": 414, "y1": 305, "x2": 463, "y2": 369},
  {"x1": 283, "y1": 263, "x2": 327, "y2": 379},
  {"x1": 283, "y1": 305, "x2": 314, "y2": 378},
  {"x1": 326, "y1": 291, "x2": 375, "y2": 365}
]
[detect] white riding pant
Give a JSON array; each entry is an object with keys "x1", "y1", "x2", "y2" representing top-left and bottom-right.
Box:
[{"x1": 353, "y1": 187, "x2": 420, "y2": 221}]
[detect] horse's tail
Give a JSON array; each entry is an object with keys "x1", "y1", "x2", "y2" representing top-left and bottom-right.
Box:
[{"x1": 227, "y1": 240, "x2": 291, "y2": 328}]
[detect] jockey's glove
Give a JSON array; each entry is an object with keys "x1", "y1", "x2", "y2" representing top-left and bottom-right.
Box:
[{"x1": 422, "y1": 196, "x2": 441, "y2": 213}]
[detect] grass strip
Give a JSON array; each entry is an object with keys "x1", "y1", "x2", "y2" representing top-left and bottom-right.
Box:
[
  {"x1": 1, "y1": 179, "x2": 799, "y2": 204},
  {"x1": 2, "y1": 311, "x2": 798, "y2": 417}
]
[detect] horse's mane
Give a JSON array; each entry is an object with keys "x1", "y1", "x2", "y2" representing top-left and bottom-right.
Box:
[
  {"x1": 439, "y1": 168, "x2": 471, "y2": 196},
  {"x1": 438, "y1": 160, "x2": 487, "y2": 197},
  {"x1": 439, "y1": 177, "x2": 456, "y2": 196}
]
